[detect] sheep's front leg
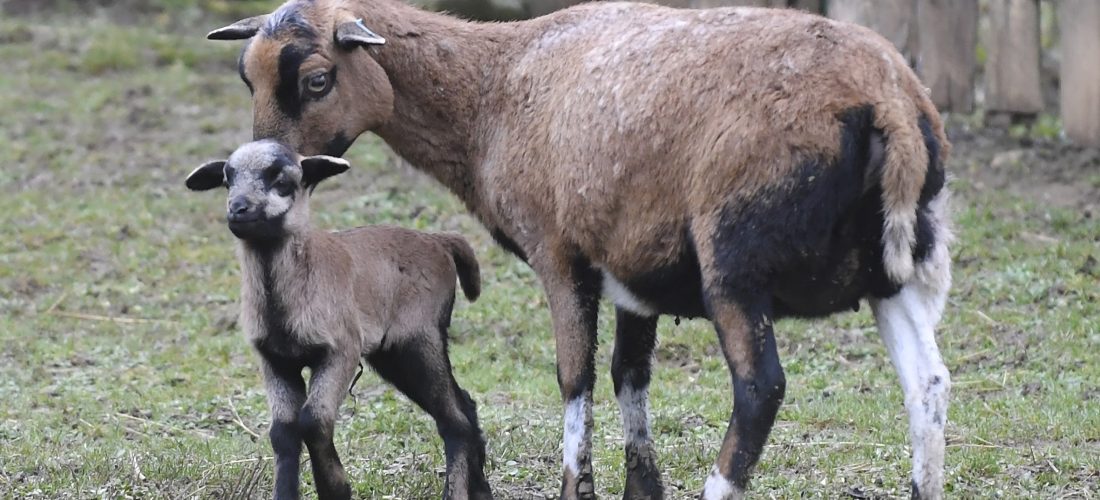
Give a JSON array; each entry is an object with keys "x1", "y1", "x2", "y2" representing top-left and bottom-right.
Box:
[
  {"x1": 538, "y1": 256, "x2": 602, "y2": 500},
  {"x1": 261, "y1": 359, "x2": 307, "y2": 500},
  {"x1": 871, "y1": 282, "x2": 951, "y2": 500},
  {"x1": 299, "y1": 351, "x2": 359, "y2": 500},
  {"x1": 612, "y1": 308, "x2": 664, "y2": 499}
]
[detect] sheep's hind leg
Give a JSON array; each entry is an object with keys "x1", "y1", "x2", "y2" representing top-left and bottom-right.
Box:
[
  {"x1": 299, "y1": 351, "x2": 359, "y2": 500},
  {"x1": 260, "y1": 359, "x2": 307, "y2": 500},
  {"x1": 367, "y1": 332, "x2": 492, "y2": 500},
  {"x1": 612, "y1": 308, "x2": 664, "y2": 500},
  {"x1": 871, "y1": 279, "x2": 950, "y2": 500},
  {"x1": 698, "y1": 289, "x2": 785, "y2": 500}
]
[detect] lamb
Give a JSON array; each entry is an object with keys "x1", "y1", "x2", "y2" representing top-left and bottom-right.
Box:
[
  {"x1": 185, "y1": 139, "x2": 492, "y2": 500},
  {"x1": 207, "y1": 2, "x2": 953, "y2": 499}
]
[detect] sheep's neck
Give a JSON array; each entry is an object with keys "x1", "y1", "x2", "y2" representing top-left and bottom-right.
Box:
[{"x1": 359, "y1": 0, "x2": 512, "y2": 210}]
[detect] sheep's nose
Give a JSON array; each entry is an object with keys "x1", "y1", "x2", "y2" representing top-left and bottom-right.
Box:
[{"x1": 228, "y1": 197, "x2": 249, "y2": 215}]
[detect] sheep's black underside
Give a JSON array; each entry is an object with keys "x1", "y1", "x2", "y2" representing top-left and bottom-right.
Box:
[{"x1": 622, "y1": 105, "x2": 945, "y2": 320}]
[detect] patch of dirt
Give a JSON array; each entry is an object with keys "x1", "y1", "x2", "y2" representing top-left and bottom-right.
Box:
[{"x1": 947, "y1": 124, "x2": 1100, "y2": 214}]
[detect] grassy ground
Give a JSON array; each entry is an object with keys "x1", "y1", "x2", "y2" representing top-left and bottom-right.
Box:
[{"x1": 1, "y1": 9, "x2": 1098, "y2": 500}]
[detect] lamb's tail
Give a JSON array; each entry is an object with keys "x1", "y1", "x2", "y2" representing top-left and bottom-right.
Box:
[
  {"x1": 873, "y1": 100, "x2": 946, "y2": 284},
  {"x1": 437, "y1": 232, "x2": 481, "y2": 301}
]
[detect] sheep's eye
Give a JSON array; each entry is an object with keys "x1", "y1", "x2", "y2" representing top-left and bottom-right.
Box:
[{"x1": 305, "y1": 73, "x2": 329, "y2": 96}]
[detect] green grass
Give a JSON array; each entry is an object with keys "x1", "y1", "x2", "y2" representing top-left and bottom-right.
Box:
[{"x1": 1, "y1": 12, "x2": 1098, "y2": 500}]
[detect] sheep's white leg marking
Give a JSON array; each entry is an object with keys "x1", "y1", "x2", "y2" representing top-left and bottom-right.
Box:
[
  {"x1": 616, "y1": 385, "x2": 649, "y2": 447},
  {"x1": 872, "y1": 283, "x2": 950, "y2": 499},
  {"x1": 563, "y1": 397, "x2": 589, "y2": 476},
  {"x1": 601, "y1": 270, "x2": 656, "y2": 317},
  {"x1": 702, "y1": 466, "x2": 742, "y2": 500}
]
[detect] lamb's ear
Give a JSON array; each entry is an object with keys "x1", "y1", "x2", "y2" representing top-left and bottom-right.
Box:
[
  {"x1": 335, "y1": 19, "x2": 386, "y2": 48},
  {"x1": 186, "y1": 161, "x2": 227, "y2": 191},
  {"x1": 207, "y1": 15, "x2": 268, "y2": 40},
  {"x1": 301, "y1": 155, "x2": 350, "y2": 188}
]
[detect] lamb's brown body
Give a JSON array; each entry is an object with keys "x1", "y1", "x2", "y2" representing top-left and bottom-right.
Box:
[
  {"x1": 240, "y1": 225, "x2": 479, "y2": 358},
  {"x1": 211, "y1": 2, "x2": 954, "y2": 498}
]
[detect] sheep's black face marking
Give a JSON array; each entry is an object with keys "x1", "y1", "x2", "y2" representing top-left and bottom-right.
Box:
[
  {"x1": 322, "y1": 132, "x2": 355, "y2": 158},
  {"x1": 275, "y1": 43, "x2": 318, "y2": 120},
  {"x1": 238, "y1": 48, "x2": 254, "y2": 94}
]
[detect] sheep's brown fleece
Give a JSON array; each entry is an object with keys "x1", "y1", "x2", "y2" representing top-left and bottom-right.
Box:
[{"x1": 216, "y1": 1, "x2": 953, "y2": 498}]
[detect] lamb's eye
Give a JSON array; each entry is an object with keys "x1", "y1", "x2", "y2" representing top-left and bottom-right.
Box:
[
  {"x1": 306, "y1": 73, "x2": 329, "y2": 95},
  {"x1": 272, "y1": 178, "x2": 293, "y2": 194}
]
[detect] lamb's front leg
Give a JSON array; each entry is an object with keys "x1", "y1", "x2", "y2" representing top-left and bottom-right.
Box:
[
  {"x1": 299, "y1": 350, "x2": 360, "y2": 500},
  {"x1": 261, "y1": 359, "x2": 307, "y2": 500},
  {"x1": 536, "y1": 254, "x2": 602, "y2": 500}
]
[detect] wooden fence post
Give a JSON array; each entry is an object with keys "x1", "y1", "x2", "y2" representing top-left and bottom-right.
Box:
[
  {"x1": 1060, "y1": 0, "x2": 1100, "y2": 147},
  {"x1": 986, "y1": 0, "x2": 1043, "y2": 116},
  {"x1": 828, "y1": 0, "x2": 914, "y2": 57},
  {"x1": 916, "y1": 0, "x2": 979, "y2": 113}
]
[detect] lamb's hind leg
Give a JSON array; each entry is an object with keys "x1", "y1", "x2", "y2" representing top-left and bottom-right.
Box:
[
  {"x1": 368, "y1": 332, "x2": 492, "y2": 500},
  {"x1": 612, "y1": 308, "x2": 663, "y2": 500},
  {"x1": 871, "y1": 262, "x2": 951, "y2": 499},
  {"x1": 299, "y1": 350, "x2": 359, "y2": 500}
]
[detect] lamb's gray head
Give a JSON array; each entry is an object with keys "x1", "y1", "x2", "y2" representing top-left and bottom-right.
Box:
[{"x1": 186, "y1": 139, "x2": 349, "y2": 242}]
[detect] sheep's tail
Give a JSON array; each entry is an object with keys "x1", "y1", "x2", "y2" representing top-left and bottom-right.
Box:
[
  {"x1": 872, "y1": 100, "x2": 945, "y2": 284},
  {"x1": 437, "y1": 232, "x2": 481, "y2": 301}
]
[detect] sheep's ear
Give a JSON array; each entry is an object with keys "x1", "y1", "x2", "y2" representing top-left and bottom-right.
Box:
[
  {"x1": 335, "y1": 19, "x2": 386, "y2": 48},
  {"x1": 207, "y1": 15, "x2": 268, "y2": 40},
  {"x1": 301, "y1": 155, "x2": 350, "y2": 188},
  {"x1": 186, "y1": 161, "x2": 227, "y2": 191}
]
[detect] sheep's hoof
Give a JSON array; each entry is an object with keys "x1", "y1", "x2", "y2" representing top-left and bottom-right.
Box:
[
  {"x1": 561, "y1": 462, "x2": 596, "y2": 500},
  {"x1": 623, "y1": 443, "x2": 663, "y2": 500}
]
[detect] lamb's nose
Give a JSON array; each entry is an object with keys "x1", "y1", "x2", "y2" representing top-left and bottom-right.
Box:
[{"x1": 228, "y1": 197, "x2": 249, "y2": 215}]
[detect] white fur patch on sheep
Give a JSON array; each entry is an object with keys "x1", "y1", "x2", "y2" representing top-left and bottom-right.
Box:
[{"x1": 601, "y1": 270, "x2": 656, "y2": 317}]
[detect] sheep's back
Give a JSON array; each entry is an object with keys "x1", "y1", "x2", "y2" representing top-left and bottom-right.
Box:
[{"x1": 475, "y1": 2, "x2": 936, "y2": 274}]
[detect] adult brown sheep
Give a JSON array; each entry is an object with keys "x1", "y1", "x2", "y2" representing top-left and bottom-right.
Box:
[{"x1": 208, "y1": 1, "x2": 953, "y2": 498}]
